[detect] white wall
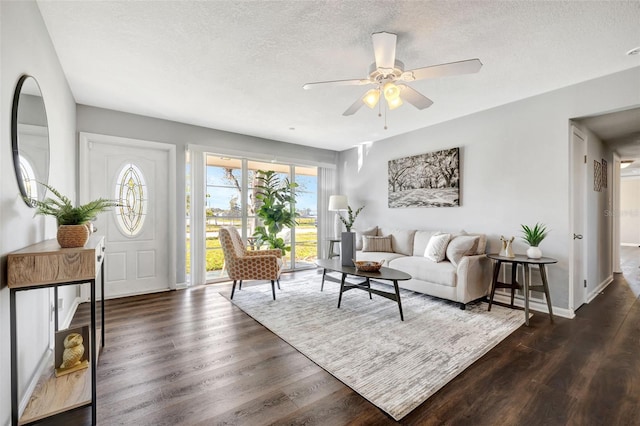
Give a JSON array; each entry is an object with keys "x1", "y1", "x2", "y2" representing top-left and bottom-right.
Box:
[
  {"x1": 621, "y1": 177, "x2": 640, "y2": 245},
  {"x1": 0, "y1": 1, "x2": 77, "y2": 423},
  {"x1": 76, "y1": 105, "x2": 338, "y2": 285},
  {"x1": 338, "y1": 66, "x2": 640, "y2": 312}
]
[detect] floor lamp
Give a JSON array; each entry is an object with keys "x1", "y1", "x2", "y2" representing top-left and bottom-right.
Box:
[{"x1": 328, "y1": 195, "x2": 354, "y2": 266}]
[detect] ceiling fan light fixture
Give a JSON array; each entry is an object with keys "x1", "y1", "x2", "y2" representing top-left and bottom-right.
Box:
[
  {"x1": 387, "y1": 96, "x2": 403, "y2": 110},
  {"x1": 383, "y1": 82, "x2": 400, "y2": 101},
  {"x1": 363, "y1": 89, "x2": 380, "y2": 109}
]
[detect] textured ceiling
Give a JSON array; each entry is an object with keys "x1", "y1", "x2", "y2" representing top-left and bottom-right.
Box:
[{"x1": 36, "y1": 0, "x2": 640, "y2": 152}]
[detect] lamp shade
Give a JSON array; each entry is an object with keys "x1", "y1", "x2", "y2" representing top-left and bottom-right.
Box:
[
  {"x1": 362, "y1": 89, "x2": 380, "y2": 109},
  {"x1": 328, "y1": 195, "x2": 348, "y2": 211}
]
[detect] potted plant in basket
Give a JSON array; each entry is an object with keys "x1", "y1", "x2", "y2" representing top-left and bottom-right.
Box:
[
  {"x1": 252, "y1": 170, "x2": 299, "y2": 254},
  {"x1": 520, "y1": 222, "x2": 548, "y2": 259},
  {"x1": 30, "y1": 182, "x2": 118, "y2": 248}
]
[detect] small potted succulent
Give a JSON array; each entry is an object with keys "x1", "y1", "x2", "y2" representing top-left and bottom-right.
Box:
[
  {"x1": 520, "y1": 222, "x2": 548, "y2": 259},
  {"x1": 30, "y1": 182, "x2": 117, "y2": 248}
]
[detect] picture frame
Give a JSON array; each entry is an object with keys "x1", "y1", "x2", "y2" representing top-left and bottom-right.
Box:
[
  {"x1": 54, "y1": 324, "x2": 90, "y2": 377},
  {"x1": 388, "y1": 147, "x2": 460, "y2": 208},
  {"x1": 593, "y1": 160, "x2": 602, "y2": 192}
]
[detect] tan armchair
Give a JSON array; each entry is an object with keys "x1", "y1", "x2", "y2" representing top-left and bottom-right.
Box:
[{"x1": 218, "y1": 226, "x2": 283, "y2": 300}]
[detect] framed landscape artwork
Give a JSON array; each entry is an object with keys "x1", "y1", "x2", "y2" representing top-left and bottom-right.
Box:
[{"x1": 388, "y1": 147, "x2": 460, "y2": 208}]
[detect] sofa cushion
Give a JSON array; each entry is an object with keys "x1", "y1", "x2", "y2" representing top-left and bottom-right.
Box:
[
  {"x1": 356, "y1": 251, "x2": 405, "y2": 263},
  {"x1": 412, "y1": 230, "x2": 440, "y2": 256},
  {"x1": 389, "y1": 256, "x2": 457, "y2": 287},
  {"x1": 378, "y1": 227, "x2": 416, "y2": 255},
  {"x1": 446, "y1": 235, "x2": 480, "y2": 267},
  {"x1": 424, "y1": 233, "x2": 451, "y2": 262},
  {"x1": 355, "y1": 226, "x2": 378, "y2": 250},
  {"x1": 362, "y1": 235, "x2": 393, "y2": 252}
]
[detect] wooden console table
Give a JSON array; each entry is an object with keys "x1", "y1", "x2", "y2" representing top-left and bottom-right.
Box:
[{"x1": 8, "y1": 235, "x2": 105, "y2": 425}]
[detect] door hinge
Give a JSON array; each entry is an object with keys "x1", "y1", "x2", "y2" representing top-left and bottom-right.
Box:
[
  {"x1": 584, "y1": 155, "x2": 587, "y2": 164},
  {"x1": 584, "y1": 279, "x2": 587, "y2": 288}
]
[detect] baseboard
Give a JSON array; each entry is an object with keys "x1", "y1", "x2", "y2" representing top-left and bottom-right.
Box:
[
  {"x1": 586, "y1": 275, "x2": 614, "y2": 304},
  {"x1": 492, "y1": 293, "x2": 574, "y2": 319},
  {"x1": 60, "y1": 296, "x2": 83, "y2": 329},
  {"x1": 621, "y1": 242, "x2": 640, "y2": 247}
]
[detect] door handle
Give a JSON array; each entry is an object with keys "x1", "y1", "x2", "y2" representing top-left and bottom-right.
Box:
[{"x1": 573, "y1": 234, "x2": 583, "y2": 240}]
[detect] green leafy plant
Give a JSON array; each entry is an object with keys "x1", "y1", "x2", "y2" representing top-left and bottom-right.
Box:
[
  {"x1": 520, "y1": 222, "x2": 548, "y2": 247},
  {"x1": 30, "y1": 182, "x2": 118, "y2": 225},
  {"x1": 252, "y1": 170, "x2": 299, "y2": 253},
  {"x1": 339, "y1": 205, "x2": 364, "y2": 232}
]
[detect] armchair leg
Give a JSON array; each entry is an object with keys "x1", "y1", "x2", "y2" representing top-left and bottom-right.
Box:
[
  {"x1": 271, "y1": 280, "x2": 276, "y2": 300},
  {"x1": 231, "y1": 280, "x2": 237, "y2": 299},
  {"x1": 239, "y1": 280, "x2": 243, "y2": 290},
  {"x1": 277, "y1": 279, "x2": 281, "y2": 290}
]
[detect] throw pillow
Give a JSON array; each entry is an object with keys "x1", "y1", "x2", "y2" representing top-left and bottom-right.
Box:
[
  {"x1": 362, "y1": 235, "x2": 393, "y2": 252},
  {"x1": 355, "y1": 226, "x2": 378, "y2": 250},
  {"x1": 424, "y1": 233, "x2": 451, "y2": 262},
  {"x1": 446, "y1": 235, "x2": 480, "y2": 267},
  {"x1": 459, "y1": 229, "x2": 487, "y2": 255}
]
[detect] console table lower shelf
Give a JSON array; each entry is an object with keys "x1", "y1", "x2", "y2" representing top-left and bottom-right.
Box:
[
  {"x1": 18, "y1": 331, "x2": 102, "y2": 425},
  {"x1": 8, "y1": 235, "x2": 106, "y2": 426}
]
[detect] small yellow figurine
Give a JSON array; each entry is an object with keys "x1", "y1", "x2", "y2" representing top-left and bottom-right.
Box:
[{"x1": 60, "y1": 333, "x2": 85, "y2": 369}]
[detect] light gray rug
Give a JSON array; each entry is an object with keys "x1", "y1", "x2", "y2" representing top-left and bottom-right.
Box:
[{"x1": 227, "y1": 274, "x2": 525, "y2": 420}]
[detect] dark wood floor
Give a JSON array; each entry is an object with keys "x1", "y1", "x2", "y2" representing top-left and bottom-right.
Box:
[{"x1": 37, "y1": 247, "x2": 640, "y2": 425}]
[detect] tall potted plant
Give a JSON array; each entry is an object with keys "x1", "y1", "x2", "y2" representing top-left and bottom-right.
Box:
[
  {"x1": 252, "y1": 170, "x2": 299, "y2": 254},
  {"x1": 338, "y1": 204, "x2": 364, "y2": 267},
  {"x1": 31, "y1": 183, "x2": 117, "y2": 248}
]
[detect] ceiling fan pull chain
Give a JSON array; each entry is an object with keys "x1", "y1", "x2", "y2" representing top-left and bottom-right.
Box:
[{"x1": 384, "y1": 102, "x2": 388, "y2": 130}]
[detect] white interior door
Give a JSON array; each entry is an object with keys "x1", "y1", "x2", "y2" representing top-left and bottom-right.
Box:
[
  {"x1": 80, "y1": 133, "x2": 176, "y2": 299},
  {"x1": 570, "y1": 126, "x2": 587, "y2": 311}
]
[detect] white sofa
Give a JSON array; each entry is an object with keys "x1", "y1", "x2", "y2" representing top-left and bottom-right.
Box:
[{"x1": 354, "y1": 226, "x2": 492, "y2": 309}]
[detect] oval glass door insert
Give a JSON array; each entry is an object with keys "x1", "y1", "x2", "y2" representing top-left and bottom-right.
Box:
[{"x1": 115, "y1": 163, "x2": 147, "y2": 236}]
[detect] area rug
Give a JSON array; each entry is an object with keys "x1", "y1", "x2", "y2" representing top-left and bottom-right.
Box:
[{"x1": 226, "y1": 274, "x2": 525, "y2": 420}]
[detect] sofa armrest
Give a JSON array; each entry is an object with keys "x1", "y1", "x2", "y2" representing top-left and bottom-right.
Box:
[{"x1": 456, "y1": 254, "x2": 492, "y2": 303}]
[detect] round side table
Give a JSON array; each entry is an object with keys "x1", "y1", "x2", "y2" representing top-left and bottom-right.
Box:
[{"x1": 486, "y1": 253, "x2": 557, "y2": 326}]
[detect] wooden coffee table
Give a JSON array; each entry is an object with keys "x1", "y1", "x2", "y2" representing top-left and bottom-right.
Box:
[{"x1": 316, "y1": 259, "x2": 412, "y2": 321}]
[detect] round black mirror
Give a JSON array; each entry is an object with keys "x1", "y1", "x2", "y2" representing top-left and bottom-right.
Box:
[{"x1": 11, "y1": 75, "x2": 50, "y2": 206}]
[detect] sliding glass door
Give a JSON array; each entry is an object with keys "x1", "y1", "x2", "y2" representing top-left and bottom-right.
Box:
[{"x1": 196, "y1": 154, "x2": 318, "y2": 282}]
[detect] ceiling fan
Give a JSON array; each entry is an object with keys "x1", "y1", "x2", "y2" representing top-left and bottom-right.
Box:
[{"x1": 303, "y1": 32, "x2": 482, "y2": 119}]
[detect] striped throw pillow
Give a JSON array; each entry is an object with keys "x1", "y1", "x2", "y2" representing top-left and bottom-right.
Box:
[{"x1": 362, "y1": 235, "x2": 393, "y2": 253}]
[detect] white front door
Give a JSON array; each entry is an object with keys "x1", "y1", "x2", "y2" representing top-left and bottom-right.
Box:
[
  {"x1": 80, "y1": 133, "x2": 176, "y2": 298},
  {"x1": 570, "y1": 126, "x2": 587, "y2": 311}
]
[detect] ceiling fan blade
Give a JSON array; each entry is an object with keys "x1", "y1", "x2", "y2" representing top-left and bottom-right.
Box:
[
  {"x1": 403, "y1": 58, "x2": 483, "y2": 81},
  {"x1": 343, "y1": 96, "x2": 365, "y2": 116},
  {"x1": 398, "y1": 84, "x2": 433, "y2": 110},
  {"x1": 372, "y1": 31, "x2": 397, "y2": 70},
  {"x1": 303, "y1": 79, "x2": 371, "y2": 90}
]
